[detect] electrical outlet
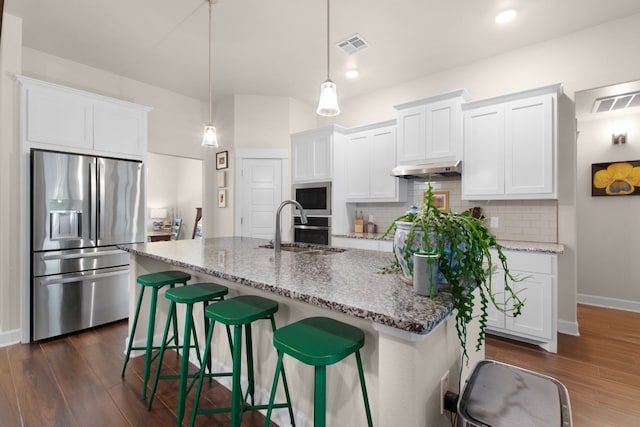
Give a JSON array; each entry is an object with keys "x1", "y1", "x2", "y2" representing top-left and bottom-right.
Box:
[
  {"x1": 490, "y1": 217, "x2": 499, "y2": 228},
  {"x1": 440, "y1": 370, "x2": 450, "y2": 415}
]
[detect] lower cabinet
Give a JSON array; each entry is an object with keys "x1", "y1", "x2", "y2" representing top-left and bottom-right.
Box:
[{"x1": 486, "y1": 250, "x2": 557, "y2": 352}]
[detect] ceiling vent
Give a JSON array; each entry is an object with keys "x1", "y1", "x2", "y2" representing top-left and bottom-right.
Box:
[
  {"x1": 336, "y1": 34, "x2": 369, "y2": 56},
  {"x1": 592, "y1": 91, "x2": 640, "y2": 113}
]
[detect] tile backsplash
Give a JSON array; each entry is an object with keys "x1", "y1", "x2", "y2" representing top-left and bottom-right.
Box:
[{"x1": 355, "y1": 180, "x2": 558, "y2": 243}]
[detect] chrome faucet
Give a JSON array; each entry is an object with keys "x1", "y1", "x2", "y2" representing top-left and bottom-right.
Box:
[{"x1": 274, "y1": 200, "x2": 307, "y2": 252}]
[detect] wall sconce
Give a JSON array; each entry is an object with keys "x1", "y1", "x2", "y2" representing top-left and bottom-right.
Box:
[{"x1": 612, "y1": 133, "x2": 627, "y2": 145}]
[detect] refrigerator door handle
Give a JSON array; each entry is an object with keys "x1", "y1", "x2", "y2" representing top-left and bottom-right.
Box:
[
  {"x1": 89, "y1": 161, "x2": 97, "y2": 242},
  {"x1": 40, "y1": 249, "x2": 126, "y2": 261},
  {"x1": 97, "y1": 159, "x2": 105, "y2": 241},
  {"x1": 36, "y1": 267, "x2": 129, "y2": 286}
]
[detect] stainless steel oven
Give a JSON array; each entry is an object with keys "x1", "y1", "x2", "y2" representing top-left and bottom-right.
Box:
[
  {"x1": 292, "y1": 182, "x2": 331, "y2": 216},
  {"x1": 293, "y1": 216, "x2": 331, "y2": 246}
]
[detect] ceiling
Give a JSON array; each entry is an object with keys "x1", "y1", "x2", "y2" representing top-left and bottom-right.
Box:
[{"x1": 6, "y1": 0, "x2": 640, "y2": 106}]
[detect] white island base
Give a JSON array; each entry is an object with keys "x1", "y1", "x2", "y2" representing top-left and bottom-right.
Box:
[{"x1": 127, "y1": 253, "x2": 483, "y2": 427}]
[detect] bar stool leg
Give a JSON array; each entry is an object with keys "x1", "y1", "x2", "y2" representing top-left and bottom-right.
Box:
[
  {"x1": 189, "y1": 320, "x2": 216, "y2": 427},
  {"x1": 245, "y1": 324, "x2": 255, "y2": 406},
  {"x1": 263, "y1": 352, "x2": 284, "y2": 427},
  {"x1": 142, "y1": 286, "x2": 160, "y2": 400},
  {"x1": 148, "y1": 300, "x2": 176, "y2": 409},
  {"x1": 176, "y1": 303, "x2": 194, "y2": 426},
  {"x1": 121, "y1": 286, "x2": 145, "y2": 377},
  {"x1": 230, "y1": 325, "x2": 244, "y2": 427},
  {"x1": 267, "y1": 316, "x2": 295, "y2": 426},
  {"x1": 314, "y1": 365, "x2": 327, "y2": 427},
  {"x1": 356, "y1": 351, "x2": 374, "y2": 427}
]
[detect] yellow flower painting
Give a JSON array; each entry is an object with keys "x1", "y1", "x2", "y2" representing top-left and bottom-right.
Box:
[{"x1": 592, "y1": 161, "x2": 640, "y2": 196}]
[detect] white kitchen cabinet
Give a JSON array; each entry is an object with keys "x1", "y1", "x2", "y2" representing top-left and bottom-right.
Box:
[
  {"x1": 93, "y1": 100, "x2": 148, "y2": 157},
  {"x1": 462, "y1": 84, "x2": 560, "y2": 200},
  {"x1": 345, "y1": 121, "x2": 406, "y2": 202},
  {"x1": 17, "y1": 76, "x2": 150, "y2": 160},
  {"x1": 487, "y1": 249, "x2": 557, "y2": 352},
  {"x1": 291, "y1": 126, "x2": 341, "y2": 183},
  {"x1": 395, "y1": 89, "x2": 470, "y2": 165}
]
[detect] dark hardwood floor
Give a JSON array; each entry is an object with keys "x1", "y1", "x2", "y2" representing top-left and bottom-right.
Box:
[{"x1": 1, "y1": 304, "x2": 638, "y2": 426}]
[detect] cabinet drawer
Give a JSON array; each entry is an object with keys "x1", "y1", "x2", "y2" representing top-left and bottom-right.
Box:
[{"x1": 504, "y1": 251, "x2": 554, "y2": 274}]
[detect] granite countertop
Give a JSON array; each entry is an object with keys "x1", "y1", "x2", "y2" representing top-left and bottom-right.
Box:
[
  {"x1": 119, "y1": 237, "x2": 453, "y2": 335},
  {"x1": 333, "y1": 232, "x2": 565, "y2": 254}
]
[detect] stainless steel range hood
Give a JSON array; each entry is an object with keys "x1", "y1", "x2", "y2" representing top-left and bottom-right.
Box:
[{"x1": 391, "y1": 160, "x2": 462, "y2": 180}]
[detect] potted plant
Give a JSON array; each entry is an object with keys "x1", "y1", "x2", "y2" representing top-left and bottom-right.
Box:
[{"x1": 382, "y1": 184, "x2": 524, "y2": 362}]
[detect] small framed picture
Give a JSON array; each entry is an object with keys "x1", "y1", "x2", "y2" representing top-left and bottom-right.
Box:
[
  {"x1": 426, "y1": 190, "x2": 449, "y2": 212},
  {"x1": 216, "y1": 151, "x2": 228, "y2": 170},
  {"x1": 218, "y1": 189, "x2": 227, "y2": 208}
]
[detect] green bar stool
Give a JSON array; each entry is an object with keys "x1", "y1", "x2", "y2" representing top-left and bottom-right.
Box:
[
  {"x1": 121, "y1": 270, "x2": 191, "y2": 400},
  {"x1": 148, "y1": 282, "x2": 233, "y2": 427},
  {"x1": 189, "y1": 295, "x2": 295, "y2": 427},
  {"x1": 263, "y1": 317, "x2": 374, "y2": 427}
]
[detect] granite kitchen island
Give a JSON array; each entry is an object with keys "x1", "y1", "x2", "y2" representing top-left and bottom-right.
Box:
[{"x1": 119, "y1": 237, "x2": 483, "y2": 427}]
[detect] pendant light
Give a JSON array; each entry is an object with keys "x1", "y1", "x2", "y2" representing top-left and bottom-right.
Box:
[
  {"x1": 202, "y1": 0, "x2": 219, "y2": 147},
  {"x1": 316, "y1": 0, "x2": 340, "y2": 116}
]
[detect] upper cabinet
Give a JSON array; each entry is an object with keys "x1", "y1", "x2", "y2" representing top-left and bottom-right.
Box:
[
  {"x1": 291, "y1": 126, "x2": 341, "y2": 183},
  {"x1": 394, "y1": 89, "x2": 471, "y2": 165},
  {"x1": 17, "y1": 76, "x2": 151, "y2": 160},
  {"x1": 462, "y1": 84, "x2": 561, "y2": 200},
  {"x1": 344, "y1": 121, "x2": 407, "y2": 202}
]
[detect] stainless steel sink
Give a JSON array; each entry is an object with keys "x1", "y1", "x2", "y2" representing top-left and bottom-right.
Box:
[{"x1": 258, "y1": 243, "x2": 345, "y2": 255}]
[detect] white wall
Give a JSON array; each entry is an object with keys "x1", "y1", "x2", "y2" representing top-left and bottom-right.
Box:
[
  {"x1": 0, "y1": 14, "x2": 23, "y2": 343},
  {"x1": 576, "y1": 110, "x2": 640, "y2": 309}
]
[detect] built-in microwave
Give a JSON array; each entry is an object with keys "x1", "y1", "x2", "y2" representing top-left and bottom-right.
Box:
[{"x1": 292, "y1": 181, "x2": 331, "y2": 216}]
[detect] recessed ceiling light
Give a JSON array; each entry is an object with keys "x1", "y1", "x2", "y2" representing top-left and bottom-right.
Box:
[
  {"x1": 495, "y1": 9, "x2": 517, "y2": 24},
  {"x1": 345, "y1": 69, "x2": 359, "y2": 79}
]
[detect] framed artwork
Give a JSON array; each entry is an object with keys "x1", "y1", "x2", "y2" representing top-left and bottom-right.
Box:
[
  {"x1": 217, "y1": 170, "x2": 226, "y2": 188},
  {"x1": 425, "y1": 190, "x2": 449, "y2": 211},
  {"x1": 592, "y1": 160, "x2": 640, "y2": 196},
  {"x1": 218, "y1": 189, "x2": 227, "y2": 208},
  {"x1": 216, "y1": 151, "x2": 228, "y2": 170}
]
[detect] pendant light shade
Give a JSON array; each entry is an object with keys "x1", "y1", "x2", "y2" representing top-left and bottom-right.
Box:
[
  {"x1": 316, "y1": 0, "x2": 340, "y2": 117},
  {"x1": 317, "y1": 80, "x2": 340, "y2": 116},
  {"x1": 202, "y1": 125, "x2": 218, "y2": 146},
  {"x1": 202, "y1": 0, "x2": 219, "y2": 147}
]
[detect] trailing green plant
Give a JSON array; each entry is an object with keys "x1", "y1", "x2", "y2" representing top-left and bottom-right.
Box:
[{"x1": 383, "y1": 184, "x2": 524, "y2": 363}]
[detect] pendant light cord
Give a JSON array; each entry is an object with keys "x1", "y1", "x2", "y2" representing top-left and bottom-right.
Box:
[
  {"x1": 326, "y1": 0, "x2": 330, "y2": 80},
  {"x1": 208, "y1": 0, "x2": 213, "y2": 123}
]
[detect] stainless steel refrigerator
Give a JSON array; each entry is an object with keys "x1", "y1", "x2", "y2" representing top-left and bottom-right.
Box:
[{"x1": 31, "y1": 149, "x2": 145, "y2": 341}]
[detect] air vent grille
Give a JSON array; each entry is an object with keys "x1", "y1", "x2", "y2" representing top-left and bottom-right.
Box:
[
  {"x1": 336, "y1": 34, "x2": 369, "y2": 56},
  {"x1": 592, "y1": 91, "x2": 640, "y2": 113}
]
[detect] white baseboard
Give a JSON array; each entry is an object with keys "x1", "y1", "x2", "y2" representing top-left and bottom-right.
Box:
[
  {"x1": 577, "y1": 293, "x2": 640, "y2": 313},
  {"x1": 557, "y1": 319, "x2": 580, "y2": 336},
  {"x1": 0, "y1": 328, "x2": 21, "y2": 348}
]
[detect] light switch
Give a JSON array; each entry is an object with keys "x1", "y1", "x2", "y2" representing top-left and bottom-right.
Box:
[{"x1": 490, "y1": 217, "x2": 499, "y2": 228}]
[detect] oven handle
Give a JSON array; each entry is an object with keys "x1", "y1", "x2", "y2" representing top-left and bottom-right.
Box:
[{"x1": 293, "y1": 225, "x2": 330, "y2": 231}]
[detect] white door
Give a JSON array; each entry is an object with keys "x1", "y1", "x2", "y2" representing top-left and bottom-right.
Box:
[{"x1": 240, "y1": 159, "x2": 283, "y2": 239}]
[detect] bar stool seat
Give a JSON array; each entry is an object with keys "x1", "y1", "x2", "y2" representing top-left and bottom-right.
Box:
[
  {"x1": 264, "y1": 316, "x2": 374, "y2": 427},
  {"x1": 190, "y1": 295, "x2": 294, "y2": 427},
  {"x1": 121, "y1": 270, "x2": 191, "y2": 401},
  {"x1": 148, "y1": 282, "x2": 232, "y2": 426}
]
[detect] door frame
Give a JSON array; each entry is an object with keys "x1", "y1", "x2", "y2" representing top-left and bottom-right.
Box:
[{"x1": 234, "y1": 148, "x2": 289, "y2": 237}]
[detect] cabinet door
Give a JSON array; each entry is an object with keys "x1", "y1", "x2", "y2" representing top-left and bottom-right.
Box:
[
  {"x1": 292, "y1": 137, "x2": 313, "y2": 182},
  {"x1": 462, "y1": 105, "x2": 505, "y2": 198},
  {"x1": 486, "y1": 269, "x2": 506, "y2": 329},
  {"x1": 370, "y1": 127, "x2": 398, "y2": 199},
  {"x1": 505, "y1": 273, "x2": 553, "y2": 340},
  {"x1": 25, "y1": 86, "x2": 93, "y2": 150},
  {"x1": 345, "y1": 132, "x2": 371, "y2": 199},
  {"x1": 396, "y1": 106, "x2": 426, "y2": 163},
  {"x1": 505, "y1": 95, "x2": 554, "y2": 197},
  {"x1": 426, "y1": 99, "x2": 459, "y2": 161},
  {"x1": 93, "y1": 101, "x2": 146, "y2": 156},
  {"x1": 311, "y1": 133, "x2": 332, "y2": 180}
]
